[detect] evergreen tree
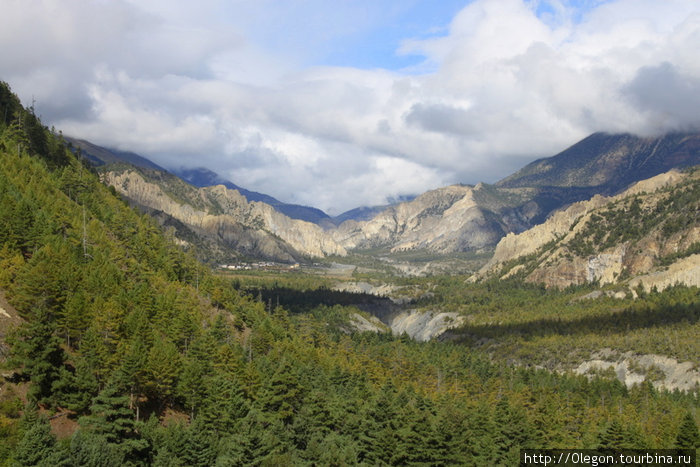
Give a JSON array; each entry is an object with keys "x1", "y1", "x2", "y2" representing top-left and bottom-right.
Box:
[
  {"x1": 180, "y1": 418, "x2": 218, "y2": 467},
  {"x1": 142, "y1": 336, "x2": 181, "y2": 408},
  {"x1": 675, "y1": 412, "x2": 699, "y2": 450},
  {"x1": 11, "y1": 414, "x2": 56, "y2": 466},
  {"x1": 52, "y1": 357, "x2": 99, "y2": 414},
  {"x1": 493, "y1": 396, "x2": 532, "y2": 464},
  {"x1": 70, "y1": 429, "x2": 125, "y2": 467},
  {"x1": 256, "y1": 359, "x2": 302, "y2": 425},
  {"x1": 78, "y1": 384, "x2": 149, "y2": 464},
  {"x1": 597, "y1": 419, "x2": 630, "y2": 450},
  {"x1": 8, "y1": 305, "x2": 65, "y2": 406},
  {"x1": 198, "y1": 375, "x2": 249, "y2": 434}
]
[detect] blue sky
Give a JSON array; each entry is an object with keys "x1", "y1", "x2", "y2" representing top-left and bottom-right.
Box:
[
  {"x1": 1, "y1": 0, "x2": 699, "y2": 213},
  {"x1": 270, "y1": 1, "x2": 471, "y2": 71}
]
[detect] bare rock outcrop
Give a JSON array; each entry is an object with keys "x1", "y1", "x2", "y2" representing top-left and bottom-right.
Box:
[
  {"x1": 475, "y1": 169, "x2": 699, "y2": 289},
  {"x1": 333, "y1": 185, "x2": 505, "y2": 253},
  {"x1": 574, "y1": 349, "x2": 700, "y2": 391},
  {"x1": 103, "y1": 170, "x2": 346, "y2": 260},
  {"x1": 629, "y1": 254, "x2": 700, "y2": 293}
]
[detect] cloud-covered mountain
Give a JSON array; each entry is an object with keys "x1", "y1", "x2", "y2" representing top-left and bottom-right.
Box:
[
  {"x1": 4, "y1": 1, "x2": 700, "y2": 214},
  {"x1": 80, "y1": 130, "x2": 699, "y2": 263},
  {"x1": 332, "y1": 131, "x2": 700, "y2": 254}
]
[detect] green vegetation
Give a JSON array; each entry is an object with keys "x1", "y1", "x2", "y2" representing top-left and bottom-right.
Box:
[
  {"x1": 566, "y1": 178, "x2": 699, "y2": 258},
  {"x1": 0, "y1": 82, "x2": 698, "y2": 465}
]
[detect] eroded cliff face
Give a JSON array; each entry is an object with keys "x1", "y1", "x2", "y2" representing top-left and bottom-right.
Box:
[
  {"x1": 333, "y1": 185, "x2": 506, "y2": 253},
  {"x1": 102, "y1": 170, "x2": 346, "y2": 261},
  {"x1": 476, "y1": 169, "x2": 700, "y2": 290}
]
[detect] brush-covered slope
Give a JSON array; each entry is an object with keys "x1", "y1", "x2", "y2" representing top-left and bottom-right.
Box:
[
  {"x1": 478, "y1": 167, "x2": 700, "y2": 289},
  {"x1": 101, "y1": 166, "x2": 346, "y2": 262}
]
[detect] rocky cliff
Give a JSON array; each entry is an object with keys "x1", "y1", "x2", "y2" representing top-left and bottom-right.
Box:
[
  {"x1": 477, "y1": 168, "x2": 700, "y2": 289},
  {"x1": 102, "y1": 168, "x2": 346, "y2": 262},
  {"x1": 333, "y1": 184, "x2": 511, "y2": 253}
]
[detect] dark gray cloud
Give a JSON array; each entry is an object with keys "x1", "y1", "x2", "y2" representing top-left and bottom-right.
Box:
[
  {"x1": 404, "y1": 103, "x2": 479, "y2": 136},
  {"x1": 625, "y1": 62, "x2": 700, "y2": 133}
]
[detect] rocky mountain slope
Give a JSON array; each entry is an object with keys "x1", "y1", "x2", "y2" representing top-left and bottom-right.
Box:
[
  {"x1": 477, "y1": 167, "x2": 700, "y2": 289},
  {"x1": 102, "y1": 167, "x2": 346, "y2": 263},
  {"x1": 175, "y1": 166, "x2": 335, "y2": 226},
  {"x1": 333, "y1": 184, "x2": 511, "y2": 253},
  {"x1": 333, "y1": 132, "x2": 700, "y2": 255},
  {"x1": 498, "y1": 132, "x2": 700, "y2": 191},
  {"x1": 90, "y1": 131, "x2": 699, "y2": 261}
]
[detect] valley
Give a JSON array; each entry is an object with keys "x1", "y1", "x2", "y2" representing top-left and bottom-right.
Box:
[{"x1": 0, "y1": 82, "x2": 697, "y2": 465}]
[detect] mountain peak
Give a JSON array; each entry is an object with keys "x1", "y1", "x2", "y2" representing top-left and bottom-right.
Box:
[{"x1": 497, "y1": 132, "x2": 700, "y2": 193}]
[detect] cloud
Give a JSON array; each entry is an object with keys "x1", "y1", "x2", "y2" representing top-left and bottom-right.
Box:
[
  {"x1": 624, "y1": 62, "x2": 700, "y2": 133},
  {"x1": 1, "y1": 0, "x2": 699, "y2": 214},
  {"x1": 405, "y1": 103, "x2": 477, "y2": 136}
]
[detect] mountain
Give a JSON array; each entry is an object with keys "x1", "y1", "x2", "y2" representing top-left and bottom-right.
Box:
[
  {"x1": 334, "y1": 132, "x2": 700, "y2": 255},
  {"x1": 174, "y1": 166, "x2": 334, "y2": 226},
  {"x1": 333, "y1": 184, "x2": 511, "y2": 253},
  {"x1": 332, "y1": 205, "x2": 390, "y2": 224},
  {"x1": 477, "y1": 167, "x2": 700, "y2": 290},
  {"x1": 67, "y1": 138, "x2": 334, "y2": 226},
  {"x1": 101, "y1": 166, "x2": 346, "y2": 263},
  {"x1": 65, "y1": 136, "x2": 167, "y2": 171},
  {"x1": 70, "y1": 131, "x2": 700, "y2": 259},
  {"x1": 497, "y1": 132, "x2": 700, "y2": 191}
]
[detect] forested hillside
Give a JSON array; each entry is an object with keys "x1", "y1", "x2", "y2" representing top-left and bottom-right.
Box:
[{"x1": 0, "y1": 82, "x2": 698, "y2": 465}]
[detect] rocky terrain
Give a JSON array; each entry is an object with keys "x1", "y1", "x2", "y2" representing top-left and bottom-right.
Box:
[
  {"x1": 574, "y1": 349, "x2": 699, "y2": 392},
  {"x1": 102, "y1": 168, "x2": 346, "y2": 263},
  {"x1": 333, "y1": 184, "x2": 509, "y2": 253},
  {"x1": 477, "y1": 168, "x2": 700, "y2": 289},
  {"x1": 91, "y1": 131, "x2": 699, "y2": 266}
]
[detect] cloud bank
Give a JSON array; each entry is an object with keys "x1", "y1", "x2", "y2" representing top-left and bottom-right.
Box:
[{"x1": 1, "y1": 0, "x2": 699, "y2": 214}]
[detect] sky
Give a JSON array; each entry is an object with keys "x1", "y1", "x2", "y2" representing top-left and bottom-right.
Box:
[{"x1": 2, "y1": 0, "x2": 700, "y2": 215}]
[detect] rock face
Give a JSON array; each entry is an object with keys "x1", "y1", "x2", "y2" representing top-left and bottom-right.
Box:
[
  {"x1": 333, "y1": 185, "x2": 508, "y2": 253},
  {"x1": 477, "y1": 169, "x2": 700, "y2": 289},
  {"x1": 574, "y1": 349, "x2": 700, "y2": 392},
  {"x1": 386, "y1": 310, "x2": 465, "y2": 342},
  {"x1": 102, "y1": 169, "x2": 346, "y2": 262},
  {"x1": 629, "y1": 255, "x2": 700, "y2": 293}
]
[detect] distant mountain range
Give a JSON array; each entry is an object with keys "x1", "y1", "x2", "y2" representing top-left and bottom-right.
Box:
[
  {"x1": 498, "y1": 132, "x2": 700, "y2": 191},
  {"x1": 173, "y1": 167, "x2": 335, "y2": 227},
  {"x1": 70, "y1": 131, "x2": 700, "y2": 266},
  {"x1": 67, "y1": 137, "x2": 381, "y2": 227}
]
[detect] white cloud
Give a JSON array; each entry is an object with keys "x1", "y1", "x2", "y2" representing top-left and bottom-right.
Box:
[{"x1": 1, "y1": 0, "x2": 699, "y2": 214}]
